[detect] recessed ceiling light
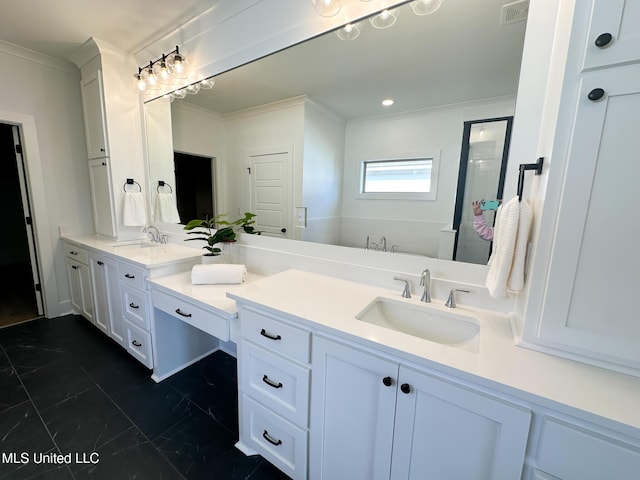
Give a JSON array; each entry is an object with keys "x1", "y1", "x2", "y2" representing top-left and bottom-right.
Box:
[{"x1": 382, "y1": 99, "x2": 394, "y2": 106}]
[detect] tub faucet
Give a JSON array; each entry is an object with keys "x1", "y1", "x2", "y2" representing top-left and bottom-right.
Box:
[
  {"x1": 143, "y1": 225, "x2": 161, "y2": 243},
  {"x1": 419, "y1": 269, "x2": 431, "y2": 303}
]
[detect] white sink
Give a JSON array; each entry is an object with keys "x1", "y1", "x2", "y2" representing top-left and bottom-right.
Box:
[
  {"x1": 109, "y1": 240, "x2": 159, "y2": 249},
  {"x1": 356, "y1": 297, "x2": 479, "y2": 346}
]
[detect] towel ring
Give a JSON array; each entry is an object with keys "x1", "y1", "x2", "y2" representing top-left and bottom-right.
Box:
[
  {"x1": 123, "y1": 178, "x2": 142, "y2": 192},
  {"x1": 157, "y1": 181, "x2": 173, "y2": 193}
]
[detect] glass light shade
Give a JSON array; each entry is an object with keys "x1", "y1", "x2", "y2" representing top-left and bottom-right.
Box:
[
  {"x1": 312, "y1": 0, "x2": 341, "y2": 17},
  {"x1": 167, "y1": 52, "x2": 188, "y2": 78},
  {"x1": 152, "y1": 59, "x2": 175, "y2": 85},
  {"x1": 172, "y1": 88, "x2": 187, "y2": 100},
  {"x1": 370, "y1": 9, "x2": 398, "y2": 29},
  {"x1": 411, "y1": 0, "x2": 442, "y2": 15},
  {"x1": 337, "y1": 23, "x2": 361, "y2": 41},
  {"x1": 185, "y1": 82, "x2": 201, "y2": 95},
  {"x1": 140, "y1": 64, "x2": 159, "y2": 90},
  {"x1": 199, "y1": 77, "x2": 215, "y2": 89},
  {"x1": 132, "y1": 72, "x2": 147, "y2": 93}
]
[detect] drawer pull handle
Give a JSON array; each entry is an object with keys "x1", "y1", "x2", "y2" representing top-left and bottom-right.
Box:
[
  {"x1": 129, "y1": 302, "x2": 139, "y2": 309},
  {"x1": 262, "y1": 430, "x2": 282, "y2": 446},
  {"x1": 260, "y1": 329, "x2": 281, "y2": 341},
  {"x1": 262, "y1": 375, "x2": 283, "y2": 389},
  {"x1": 132, "y1": 340, "x2": 142, "y2": 347},
  {"x1": 72, "y1": 265, "x2": 78, "y2": 270},
  {"x1": 70, "y1": 251, "x2": 78, "y2": 255},
  {"x1": 175, "y1": 308, "x2": 192, "y2": 318},
  {"x1": 97, "y1": 261, "x2": 104, "y2": 266},
  {"x1": 124, "y1": 273, "x2": 135, "y2": 279}
]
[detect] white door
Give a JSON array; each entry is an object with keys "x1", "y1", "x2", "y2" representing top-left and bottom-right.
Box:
[
  {"x1": 309, "y1": 336, "x2": 398, "y2": 480},
  {"x1": 391, "y1": 365, "x2": 531, "y2": 480},
  {"x1": 11, "y1": 125, "x2": 44, "y2": 315},
  {"x1": 248, "y1": 148, "x2": 291, "y2": 238}
]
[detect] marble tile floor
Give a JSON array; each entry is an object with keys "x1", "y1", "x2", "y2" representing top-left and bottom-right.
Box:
[{"x1": 0, "y1": 315, "x2": 290, "y2": 480}]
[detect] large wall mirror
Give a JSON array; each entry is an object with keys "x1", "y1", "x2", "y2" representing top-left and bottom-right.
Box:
[{"x1": 144, "y1": 0, "x2": 528, "y2": 265}]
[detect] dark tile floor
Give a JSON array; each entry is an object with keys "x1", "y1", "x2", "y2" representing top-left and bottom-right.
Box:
[{"x1": 0, "y1": 315, "x2": 290, "y2": 480}]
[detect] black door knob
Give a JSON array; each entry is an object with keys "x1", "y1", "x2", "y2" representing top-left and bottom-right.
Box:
[
  {"x1": 280, "y1": 228, "x2": 287, "y2": 233},
  {"x1": 594, "y1": 32, "x2": 613, "y2": 48},
  {"x1": 382, "y1": 376, "x2": 393, "y2": 387},
  {"x1": 587, "y1": 88, "x2": 605, "y2": 102},
  {"x1": 400, "y1": 383, "x2": 411, "y2": 394}
]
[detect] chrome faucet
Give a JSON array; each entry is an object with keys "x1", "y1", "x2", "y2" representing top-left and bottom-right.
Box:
[
  {"x1": 419, "y1": 269, "x2": 431, "y2": 303},
  {"x1": 380, "y1": 236, "x2": 387, "y2": 252},
  {"x1": 143, "y1": 225, "x2": 161, "y2": 243},
  {"x1": 445, "y1": 288, "x2": 470, "y2": 308},
  {"x1": 394, "y1": 277, "x2": 411, "y2": 298}
]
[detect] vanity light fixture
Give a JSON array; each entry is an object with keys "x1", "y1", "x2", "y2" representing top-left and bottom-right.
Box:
[
  {"x1": 312, "y1": 0, "x2": 341, "y2": 17},
  {"x1": 411, "y1": 0, "x2": 442, "y2": 15},
  {"x1": 337, "y1": 23, "x2": 361, "y2": 41},
  {"x1": 382, "y1": 98, "x2": 395, "y2": 106},
  {"x1": 133, "y1": 45, "x2": 188, "y2": 95}
]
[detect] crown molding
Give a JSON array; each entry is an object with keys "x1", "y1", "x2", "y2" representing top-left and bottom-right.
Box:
[{"x1": 0, "y1": 38, "x2": 75, "y2": 72}]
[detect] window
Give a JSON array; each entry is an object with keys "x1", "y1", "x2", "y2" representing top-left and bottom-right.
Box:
[{"x1": 359, "y1": 155, "x2": 438, "y2": 200}]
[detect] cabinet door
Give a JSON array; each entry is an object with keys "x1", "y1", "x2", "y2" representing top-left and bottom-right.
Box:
[
  {"x1": 309, "y1": 336, "x2": 398, "y2": 480},
  {"x1": 88, "y1": 159, "x2": 117, "y2": 238},
  {"x1": 538, "y1": 64, "x2": 640, "y2": 370},
  {"x1": 89, "y1": 253, "x2": 123, "y2": 344},
  {"x1": 78, "y1": 262, "x2": 94, "y2": 322},
  {"x1": 66, "y1": 259, "x2": 84, "y2": 314},
  {"x1": 80, "y1": 70, "x2": 109, "y2": 159},
  {"x1": 583, "y1": 0, "x2": 640, "y2": 70},
  {"x1": 391, "y1": 365, "x2": 531, "y2": 480}
]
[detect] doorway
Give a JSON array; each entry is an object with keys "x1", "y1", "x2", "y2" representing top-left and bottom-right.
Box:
[
  {"x1": 173, "y1": 152, "x2": 215, "y2": 223},
  {"x1": 452, "y1": 117, "x2": 513, "y2": 265},
  {"x1": 0, "y1": 123, "x2": 43, "y2": 328}
]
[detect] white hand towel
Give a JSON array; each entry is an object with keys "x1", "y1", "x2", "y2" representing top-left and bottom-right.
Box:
[
  {"x1": 154, "y1": 193, "x2": 181, "y2": 223},
  {"x1": 191, "y1": 264, "x2": 247, "y2": 285},
  {"x1": 485, "y1": 197, "x2": 532, "y2": 298},
  {"x1": 123, "y1": 192, "x2": 147, "y2": 226}
]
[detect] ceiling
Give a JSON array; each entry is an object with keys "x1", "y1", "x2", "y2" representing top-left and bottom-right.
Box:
[{"x1": 0, "y1": 0, "x2": 528, "y2": 120}]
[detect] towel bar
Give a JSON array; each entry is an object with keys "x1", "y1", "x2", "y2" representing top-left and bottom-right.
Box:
[{"x1": 517, "y1": 157, "x2": 543, "y2": 201}]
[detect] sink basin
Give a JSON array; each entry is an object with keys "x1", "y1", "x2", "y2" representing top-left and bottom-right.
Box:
[
  {"x1": 356, "y1": 297, "x2": 479, "y2": 346},
  {"x1": 109, "y1": 240, "x2": 159, "y2": 249}
]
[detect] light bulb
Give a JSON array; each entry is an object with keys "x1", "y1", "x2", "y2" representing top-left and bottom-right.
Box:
[
  {"x1": 312, "y1": 0, "x2": 341, "y2": 17},
  {"x1": 152, "y1": 57, "x2": 174, "y2": 85},
  {"x1": 411, "y1": 0, "x2": 442, "y2": 15},
  {"x1": 370, "y1": 9, "x2": 398, "y2": 29},
  {"x1": 337, "y1": 23, "x2": 361, "y2": 41},
  {"x1": 140, "y1": 63, "x2": 159, "y2": 89},
  {"x1": 133, "y1": 72, "x2": 147, "y2": 93},
  {"x1": 167, "y1": 49, "x2": 188, "y2": 79}
]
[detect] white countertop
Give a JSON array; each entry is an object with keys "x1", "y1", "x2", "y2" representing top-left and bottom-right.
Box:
[
  {"x1": 227, "y1": 269, "x2": 640, "y2": 433},
  {"x1": 148, "y1": 270, "x2": 265, "y2": 319},
  {"x1": 62, "y1": 234, "x2": 201, "y2": 268}
]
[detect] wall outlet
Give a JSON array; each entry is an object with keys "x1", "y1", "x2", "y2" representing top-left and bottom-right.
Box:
[{"x1": 295, "y1": 207, "x2": 307, "y2": 227}]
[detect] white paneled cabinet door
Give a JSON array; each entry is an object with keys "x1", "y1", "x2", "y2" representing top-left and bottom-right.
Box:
[
  {"x1": 90, "y1": 254, "x2": 111, "y2": 336},
  {"x1": 89, "y1": 253, "x2": 124, "y2": 345},
  {"x1": 310, "y1": 336, "x2": 398, "y2": 480},
  {"x1": 583, "y1": 0, "x2": 640, "y2": 70},
  {"x1": 538, "y1": 64, "x2": 640, "y2": 371},
  {"x1": 80, "y1": 70, "x2": 109, "y2": 159},
  {"x1": 390, "y1": 365, "x2": 531, "y2": 479},
  {"x1": 88, "y1": 158, "x2": 117, "y2": 239}
]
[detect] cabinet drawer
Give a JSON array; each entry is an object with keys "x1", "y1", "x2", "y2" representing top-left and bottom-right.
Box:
[
  {"x1": 124, "y1": 320, "x2": 153, "y2": 369},
  {"x1": 240, "y1": 308, "x2": 311, "y2": 364},
  {"x1": 536, "y1": 416, "x2": 640, "y2": 480},
  {"x1": 241, "y1": 341, "x2": 310, "y2": 428},
  {"x1": 118, "y1": 261, "x2": 146, "y2": 290},
  {"x1": 122, "y1": 285, "x2": 149, "y2": 330},
  {"x1": 151, "y1": 289, "x2": 229, "y2": 341},
  {"x1": 64, "y1": 243, "x2": 89, "y2": 264},
  {"x1": 241, "y1": 395, "x2": 307, "y2": 480}
]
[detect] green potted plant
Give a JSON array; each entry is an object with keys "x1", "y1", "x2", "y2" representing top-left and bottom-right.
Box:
[{"x1": 183, "y1": 212, "x2": 259, "y2": 260}]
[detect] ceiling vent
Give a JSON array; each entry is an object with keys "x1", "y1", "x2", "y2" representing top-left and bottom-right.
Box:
[{"x1": 501, "y1": 0, "x2": 529, "y2": 25}]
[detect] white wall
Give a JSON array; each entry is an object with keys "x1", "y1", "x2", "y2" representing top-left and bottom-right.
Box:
[{"x1": 0, "y1": 40, "x2": 92, "y2": 317}]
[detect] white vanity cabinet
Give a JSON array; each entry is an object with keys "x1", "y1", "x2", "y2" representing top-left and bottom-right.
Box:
[
  {"x1": 118, "y1": 260, "x2": 153, "y2": 367},
  {"x1": 523, "y1": 0, "x2": 640, "y2": 374},
  {"x1": 310, "y1": 335, "x2": 531, "y2": 480},
  {"x1": 236, "y1": 305, "x2": 311, "y2": 480},
  {"x1": 64, "y1": 243, "x2": 93, "y2": 322}
]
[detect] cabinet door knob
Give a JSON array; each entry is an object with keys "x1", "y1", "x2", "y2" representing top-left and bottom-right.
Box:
[
  {"x1": 400, "y1": 383, "x2": 411, "y2": 394},
  {"x1": 587, "y1": 88, "x2": 605, "y2": 102},
  {"x1": 382, "y1": 376, "x2": 393, "y2": 387},
  {"x1": 594, "y1": 32, "x2": 613, "y2": 48}
]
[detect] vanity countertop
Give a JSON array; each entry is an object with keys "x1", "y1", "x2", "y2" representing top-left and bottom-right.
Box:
[
  {"x1": 227, "y1": 269, "x2": 640, "y2": 434},
  {"x1": 62, "y1": 234, "x2": 201, "y2": 268}
]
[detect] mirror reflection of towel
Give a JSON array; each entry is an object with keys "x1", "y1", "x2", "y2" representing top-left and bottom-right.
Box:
[
  {"x1": 485, "y1": 197, "x2": 532, "y2": 298},
  {"x1": 123, "y1": 192, "x2": 147, "y2": 226},
  {"x1": 154, "y1": 193, "x2": 181, "y2": 223}
]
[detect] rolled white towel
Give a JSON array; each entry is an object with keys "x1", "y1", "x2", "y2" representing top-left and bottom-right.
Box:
[{"x1": 191, "y1": 264, "x2": 247, "y2": 285}]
